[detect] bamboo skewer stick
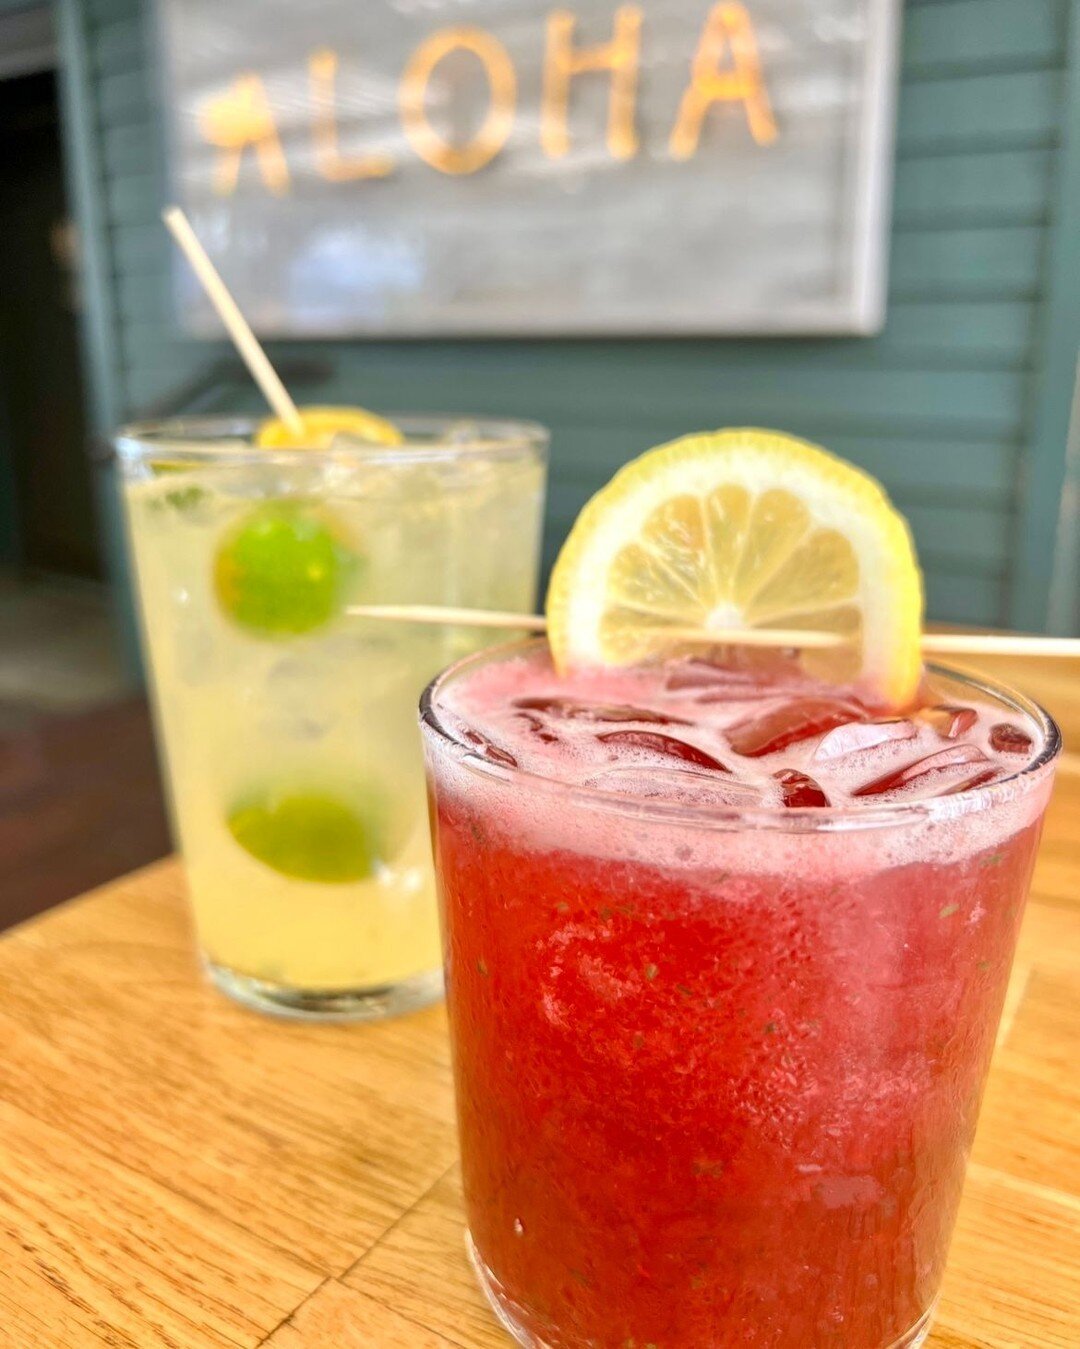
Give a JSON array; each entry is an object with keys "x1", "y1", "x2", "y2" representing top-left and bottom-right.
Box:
[
  {"x1": 162, "y1": 206, "x2": 304, "y2": 437},
  {"x1": 347, "y1": 605, "x2": 842, "y2": 649},
  {"x1": 919, "y1": 632, "x2": 1080, "y2": 659},
  {"x1": 345, "y1": 604, "x2": 1080, "y2": 659},
  {"x1": 348, "y1": 605, "x2": 549, "y2": 632}
]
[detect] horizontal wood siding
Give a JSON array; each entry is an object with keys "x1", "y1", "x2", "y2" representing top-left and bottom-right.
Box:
[{"x1": 78, "y1": 0, "x2": 1073, "y2": 626}]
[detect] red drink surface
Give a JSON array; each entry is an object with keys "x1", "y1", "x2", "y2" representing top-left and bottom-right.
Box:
[{"x1": 423, "y1": 650, "x2": 1054, "y2": 1348}]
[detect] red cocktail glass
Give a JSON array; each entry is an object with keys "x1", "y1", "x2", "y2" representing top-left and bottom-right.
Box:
[{"x1": 420, "y1": 642, "x2": 1059, "y2": 1348}]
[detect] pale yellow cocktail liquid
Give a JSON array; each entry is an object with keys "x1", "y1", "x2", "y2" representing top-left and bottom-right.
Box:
[{"x1": 119, "y1": 417, "x2": 547, "y2": 1017}]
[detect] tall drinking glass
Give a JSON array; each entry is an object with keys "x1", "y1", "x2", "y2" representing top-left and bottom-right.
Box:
[
  {"x1": 421, "y1": 641, "x2": 1058, "y2": 1347},
  {"x1": 117, "y1": 416, "x2": 547, "y2": 1019}
]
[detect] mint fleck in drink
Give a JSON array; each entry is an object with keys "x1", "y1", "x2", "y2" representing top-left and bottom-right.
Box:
[{"x1": 117, "y1": 415, "x2": 547, "y2": 1019}]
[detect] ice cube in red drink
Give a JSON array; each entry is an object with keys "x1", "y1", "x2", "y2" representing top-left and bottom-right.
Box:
[
  {"x1": 513, "y1": 709, "x2": 561, "y2": 744},
  {"x1": 940, "y1": 766, "x2": 1000, "y2": 794},
  {"x1": 665, "y1": 658, "x2": 809, "y2": 704},
  {"x1": 664, "y1": 659, "x2": 762, "y2": 692},
  {"x1": 513, "y1": 696, "x2": 686, "y2": 725},
  {"x1": 461, "y1": 728, "x2": 518, "y2": 768},
  {"x1": 586, "y1": 766, "x2": 757, "y2": 808},
  {"x1": 813, "y1": 718, "x2": 917, "y2": 761},
  {"x1": 852, "y1": 743, "x2": 992, "y2": 799},
  {"x1": 920, "y1": 704, "x2": 978, "y2": 739},
  {"x1": 597, "y1": 729, "x2": 728, "y2": 773},
  {"x1": 990, "y1": 722, "x2": 1034, "y2": 756},
  {"x1": 774, "y1": 769, "x2": 829, "y2": 807},
  {"x1": 727, "y1": 698, "x2": 865, "y2": 757}
]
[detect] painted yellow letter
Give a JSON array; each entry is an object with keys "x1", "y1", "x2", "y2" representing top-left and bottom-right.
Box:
[
  {"x1": 200, "y1": 73, "x2": 290, "y2": 196},
  {"x1": 669, "y1": 2, "x2": 777, "y2": 158},
  {"x1": 310, "y1": 49, "x2": 394, "y2": 181},
  {"x1": 400, "y1": 27, "x2": 517, "y2": 175},
  {"x1": 541, "y1": 6, "x2": 643, "y2": 161}
]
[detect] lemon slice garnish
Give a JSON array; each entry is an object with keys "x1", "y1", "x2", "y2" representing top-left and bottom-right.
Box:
[
  {"x1": 256, "y1": 405, "x2": 403, "y2": 449},
  {"x1": 546, "y1": 429, "x2": 923, "y2": 707}
]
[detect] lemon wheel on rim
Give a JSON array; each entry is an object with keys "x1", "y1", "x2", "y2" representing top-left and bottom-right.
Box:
[
  {"x1": 256, "y1": 405, "x2": 403, "y2": 449},
  {"x1": 546, "y1": 429, "x2": 924, "y2": 708}
]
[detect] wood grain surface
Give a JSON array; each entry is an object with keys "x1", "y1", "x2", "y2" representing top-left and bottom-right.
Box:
[{"x1": 0, "y1": 665, "x2": 1077, "y2": 1347}]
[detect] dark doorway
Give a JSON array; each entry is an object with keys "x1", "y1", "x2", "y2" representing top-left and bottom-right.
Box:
[
  {"x1": 0, "y1": 66, "x2": 98, "y2": 576},
  {"x1": 0, "y1": 45, "x2": 169, "y2": 928}
]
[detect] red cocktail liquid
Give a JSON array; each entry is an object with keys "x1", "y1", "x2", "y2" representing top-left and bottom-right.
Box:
[{"x1": 422, "y1": 648, "x2": 1056, "y2": 1348}]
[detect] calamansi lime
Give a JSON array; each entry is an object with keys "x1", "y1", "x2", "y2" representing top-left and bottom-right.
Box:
[
  {"x1": 227, "y1": 792, "x2": 374, "y2": 883},
  {"x1": 214, "y1": 503, "x2": 357, "y2": 637}
]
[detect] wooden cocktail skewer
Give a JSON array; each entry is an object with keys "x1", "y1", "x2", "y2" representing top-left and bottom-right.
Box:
[
  {"x1": 347, "y1": 606, "x2": 842, "y2": 649},
  {"x1": 348, "y1": 605, "x2": 550, "y2": 632},
  {"x1": 345, "y1": 604, "x2": 1080, "y2": 659},
  {"x1": 914, "y1": 632, "x2": 1080, "y2": 658},
  {"x1": 162, "y1": 206, "x2": 305, "y2": 438}
]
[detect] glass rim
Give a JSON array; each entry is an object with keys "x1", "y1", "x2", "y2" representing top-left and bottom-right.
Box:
[
  {"x1": 419, "y1": 638, "x2": 1062, "y2": 834},
  {"x1": 114, "y1": 413, "x2": 549, "y2": 469}
]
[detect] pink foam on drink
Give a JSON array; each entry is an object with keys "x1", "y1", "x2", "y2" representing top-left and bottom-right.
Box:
[{"x1": 439, "y1": 649, "x2": 1042, "y2": 811}]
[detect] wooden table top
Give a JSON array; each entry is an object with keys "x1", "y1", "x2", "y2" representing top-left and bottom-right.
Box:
[{"x1": 1, "y1": 724, "x2": 1077, "y2": 1346}]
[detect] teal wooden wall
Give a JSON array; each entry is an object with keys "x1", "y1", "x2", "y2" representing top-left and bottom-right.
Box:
[{"x1": 58, "y1": 0, "x2": 1080, "y2": 631}]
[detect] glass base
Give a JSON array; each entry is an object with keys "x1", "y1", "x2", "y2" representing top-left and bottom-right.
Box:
[
  {"x1": 204, "y1": 959, "x2": 443, "y2": 1022},
  {"x1": 467, "y1": 1231, "x2": 937, "y2": 1349}
]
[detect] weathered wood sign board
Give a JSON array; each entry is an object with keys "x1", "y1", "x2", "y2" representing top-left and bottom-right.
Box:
[{"x1": 154, "y1": 1, "x2": 901, "y2": 336}]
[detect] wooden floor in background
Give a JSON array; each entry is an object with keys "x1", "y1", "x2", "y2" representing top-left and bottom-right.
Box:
[{"x1": 0, "y1": 697, "x2": 171, "y2": 930}]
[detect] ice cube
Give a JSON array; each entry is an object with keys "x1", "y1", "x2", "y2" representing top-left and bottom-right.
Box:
[
  {"x1": 938, "y1": 767, "x2": 999, "y2": 795},
  {"x1": 261, "y1": 657, "x2": 337, "y2": 740},
  {"x1": 812, "y1": 718, "x2": 917, "y2": 762},
  {"x1": 663, "y1": 658, "x2": 802, "y2": 702},
  {"x1": 444, "y1": 419, "x2": 484, "y2": 444},
  {"x1": 663, "y1": 659, "x2": 764, "y2": 693},
  {"x1": 989, "y1": 722, "x2": 1034, "y2": 756},
  {"x1": 325, "y1": 432, "x2": 395, "y2": 455},
  {"x1": 461, "y1": 728, "x2": 518, "y2": 768},
  {"x1": 175, "y1": 622, "x2": 220, "y2": 687},
  {"x1": 512, "y1": 696, "x2": 687, "y2": 725},
  {"x1": 852, "y1": 744, "x2": 992, "y2": 800},
  {"x1": 727, "y1": 699, "x2": 865, "y2": 758},
  {"x1": 316, "y1": 630, "x2": 413, "y2": 701},
  {"x1": 774, "y1": 770, "x2": 829, "y2": 808},
  {"x1": 513, "y1": 710, "x2": 560, "y2": 745},
  {"x1": 919, "y1": 704, "x2": 978, "y2": 740},
  {"x1": 596, "y1": 729, "x2": 729, "y2": 772},
  {"x1": 585, "y1": 766, "x2": 757, "y2": 808}
]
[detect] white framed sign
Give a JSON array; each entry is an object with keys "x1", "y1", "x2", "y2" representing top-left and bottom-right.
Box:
[{"x1": 155, "y1": 1, "x2": 901, "y2": 337}]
